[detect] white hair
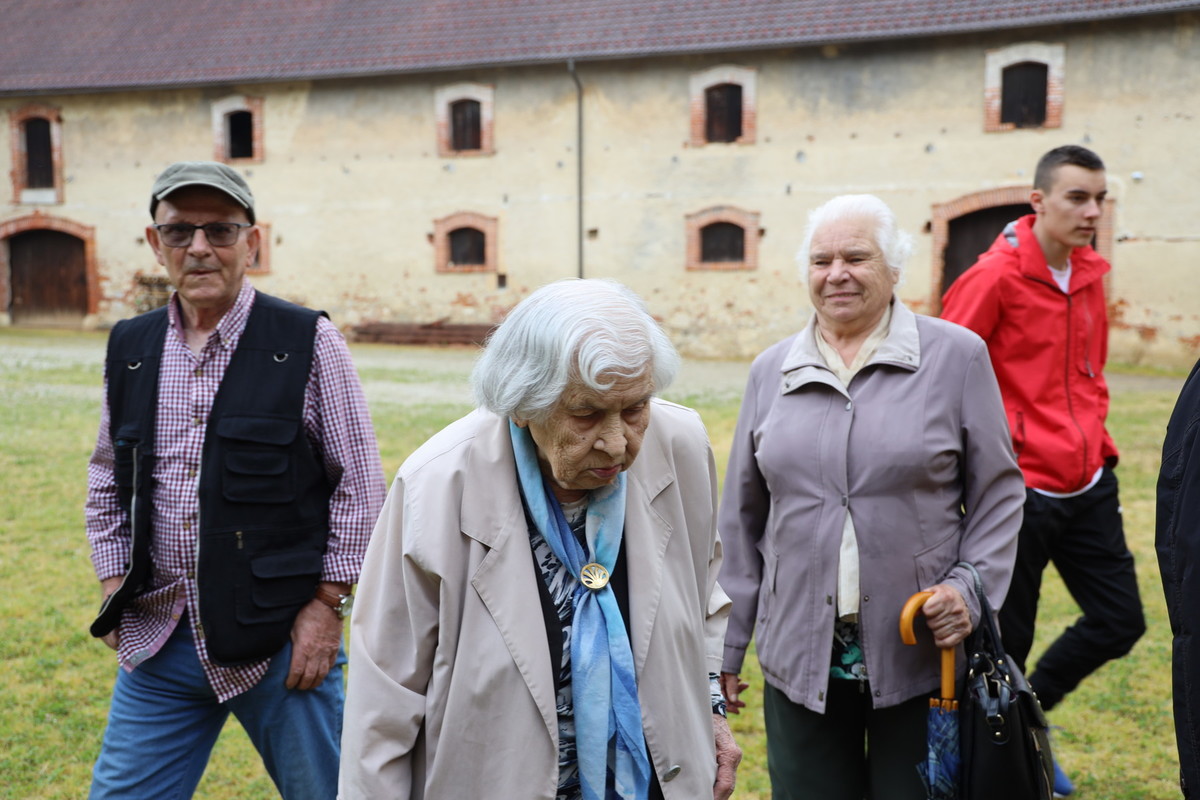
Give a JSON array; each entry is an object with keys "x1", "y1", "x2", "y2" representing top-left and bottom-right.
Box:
[
  {"x1": 796, "y1": 194, "x2": 914, "y2": 285},
  {"x1": 472, "y1": 279, "x2": 680, "y2": 422}
]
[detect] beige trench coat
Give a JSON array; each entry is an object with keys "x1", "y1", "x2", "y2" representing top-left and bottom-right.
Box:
[{"x1": 339, "y1": 400, "x2": 730, "y2": 799}]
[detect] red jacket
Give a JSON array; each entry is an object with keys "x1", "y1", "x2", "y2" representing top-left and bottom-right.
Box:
[{"x1": 941, "y1": 214, "x2": 1118, "y2": 493}]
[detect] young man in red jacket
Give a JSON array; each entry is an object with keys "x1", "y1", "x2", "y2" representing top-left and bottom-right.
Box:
[{"x1": 942, "y1": 145, "x2": 1145, "y2": 796}]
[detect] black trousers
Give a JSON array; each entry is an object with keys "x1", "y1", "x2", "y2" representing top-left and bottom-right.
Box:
[
  {"x1": 763, "y1": 679, "x2": 929, "y2": 800},
  {"x1": 998, "y1": 467, "x2": 1146, "y2": 711}
]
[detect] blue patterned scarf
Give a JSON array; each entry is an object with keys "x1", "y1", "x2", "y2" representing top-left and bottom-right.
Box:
[{"x1": 510, "y1": 421, "x2": 651, "y2": 800}]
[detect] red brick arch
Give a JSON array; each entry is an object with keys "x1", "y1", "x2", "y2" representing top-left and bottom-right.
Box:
[{"x1": 0, "y1": 210, "x2": 99, "y2": 315}]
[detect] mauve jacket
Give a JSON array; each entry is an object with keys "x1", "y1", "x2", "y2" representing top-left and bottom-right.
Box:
[{"x1": 719, "y1": 300, "x2": 1025, "y2": 712}]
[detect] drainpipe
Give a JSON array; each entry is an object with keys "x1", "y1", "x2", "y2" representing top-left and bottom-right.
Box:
[{"x1": 568, "y1": 59, "x2": 584, "y2": 279}]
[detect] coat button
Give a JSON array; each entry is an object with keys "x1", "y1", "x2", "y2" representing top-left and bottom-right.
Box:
[
  {"x1": 663, "y1": 765, "x2": 682, "y2": 782},
  {"x1": 845, "y1": 400, "x2": 852, "y2": 411}
]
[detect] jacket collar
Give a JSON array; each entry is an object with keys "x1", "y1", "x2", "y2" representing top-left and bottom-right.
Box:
[
  {"x1": 1008, "y1": 214, "x2": 1110, "y2": 292},
  {"x1": 779, "y1": 298, "x2": 921, "y2": 395}
]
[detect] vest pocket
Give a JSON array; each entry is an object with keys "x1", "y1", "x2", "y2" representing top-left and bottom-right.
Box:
[
  {"x1": 112, "y1": 424, "x2": 142, "y2": 490},
  {"x1": 216, "y1": 416, "x2": 299, "y2": 503},
  {"x1": 239, "y1": 548, "x2": 324, "y2": 625}
]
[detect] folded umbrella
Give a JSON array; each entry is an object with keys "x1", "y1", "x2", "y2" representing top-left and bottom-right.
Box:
[{"x1": 900, "y1": 590, "x2": 960, "y2": 800}]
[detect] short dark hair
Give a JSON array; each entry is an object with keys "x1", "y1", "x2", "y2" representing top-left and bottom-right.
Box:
[{"x1": 1034, "y1": 145, "x2": 1105, "y2": 191}]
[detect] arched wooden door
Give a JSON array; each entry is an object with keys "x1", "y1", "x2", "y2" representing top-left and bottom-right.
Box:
[
  {"x1": 9, "y1": 229, "x2": 88, "y2": 324},
  {"x1": 941, "y1": 203, "x2": 1031, "y2": 296}
]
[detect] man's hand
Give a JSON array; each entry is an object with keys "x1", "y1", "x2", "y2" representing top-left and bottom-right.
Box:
[
  {"x1": 286, "y1": 590, "x2": 344, "y2": 690},
  {"x1": 920, "y1": 582, "x2": 971, "y2": 649},
  {"x1": 99, "y1": 576, "x2": 123, "y2": 650},
  {"x1": 712, "y1": 713, "x2": 742, "y2": 800},
  {"x1": 719, "y1": 671, "x2": 749, "y2": 715}
]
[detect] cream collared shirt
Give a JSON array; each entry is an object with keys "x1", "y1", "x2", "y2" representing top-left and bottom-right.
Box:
[{"x1": 814, "y1": 303, "x2": 894, "y2": 620}]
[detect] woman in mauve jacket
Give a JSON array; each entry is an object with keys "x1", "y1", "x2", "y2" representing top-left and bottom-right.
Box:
[{"x1": 719, "y1": 194, "x2": 1025, "y2": 800}]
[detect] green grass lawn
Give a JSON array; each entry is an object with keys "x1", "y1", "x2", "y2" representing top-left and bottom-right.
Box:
[{"x1": 0, "y1": 327, "x2": 1187, "y2": 799}]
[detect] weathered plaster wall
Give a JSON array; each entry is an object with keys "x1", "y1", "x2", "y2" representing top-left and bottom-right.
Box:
[{"x1": 1, "y1": 12, "x2": 1197, "y2": 364}]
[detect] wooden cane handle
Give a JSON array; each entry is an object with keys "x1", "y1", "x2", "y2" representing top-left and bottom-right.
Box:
[
  {"x1": 899, "y1": 590, "x2": 956, "y2": 701},
  {"x1": 898, "y1": 590, "x2": 934, "y2": 645}
]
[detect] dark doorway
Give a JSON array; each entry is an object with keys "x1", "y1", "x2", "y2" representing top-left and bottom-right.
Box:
[
  {"x1": 705, "y1": 84, "x2": 743, "y2": 143},
  {"x1": 8, "y1": 230, "x2": 87, "y2": 325},
  {"x1": 942, "y1": 204, "x2": 1031, "y2": 295},
  {"x1": 227, "y1": 111, "x2": 254, "y2": 159},
  {"x1": 24, "y1": 118, "x2": 54, "y2": 189},
  {"x1": 449, "y1": 227, "x2": 485, "y2": 266},
  {"x1": 1000, "y1": 62, "x2": 1048, "y2": 128},
  {"x1": 701, "y1": 222, "x2": 745, "y2": 262},
  {"x1": 451, "y1": 99, "x2": 482, "y2": 151}
]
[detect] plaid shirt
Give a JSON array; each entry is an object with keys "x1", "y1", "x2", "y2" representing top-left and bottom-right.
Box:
[{"x1": 86, "y1": 281, "x2": 385, "y2": 701}]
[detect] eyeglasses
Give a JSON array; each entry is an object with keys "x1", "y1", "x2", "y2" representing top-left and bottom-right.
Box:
[{"x1": 153, "y1": 222, "x2": 252, "y2": 248}]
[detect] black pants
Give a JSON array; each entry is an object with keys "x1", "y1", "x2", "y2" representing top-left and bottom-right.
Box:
[
  {"x1": 998, "y1": 467, "x2": 1146, "y2": 711},
  {"x1": 763, "y1": 679, "x2": 929, "y2": 800}
]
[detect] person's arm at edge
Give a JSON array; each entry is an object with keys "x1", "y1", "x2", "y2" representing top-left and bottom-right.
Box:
[
  {"x1": 288, "y1": 318, "x2": 387, "y2": 690},
  {"x1": 1156, "y1": 361, "x2": 1200, "y2": 794},
  {"x1": 940, "y1": 260, "x2": 1002, "y2": 342},
  {"x1": 717, "y1": 362, "x2": 769, "y2": 714},
  {"x1": 931, "y1": 340, "x2": 1025, "y2": 645},
  {"x1": 693, "y1": 417, "x2": 741, "y2": 799},
  {"x1": 338, "y1": 473, "x2": 438, "y2": 799},
  {"x1": 86, "y1": 376, "x2": 130, "y2": 650}
]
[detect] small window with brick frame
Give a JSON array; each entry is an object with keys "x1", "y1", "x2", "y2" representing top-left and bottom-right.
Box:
[
  {"x1": 434, "y1": 212, "x2": 498, "y2": 273},
  {"x1": 211, "y1": 96, "x2": 264, "y2": 163},
  {"x1": 1000, "y1": 62, "x2": 1049, "y2": 128},
  {"x1": 436, "y1": 83, "x2": 495, "y2": 157},
  {"x1": 685, "y1": 206, "x2": 760, "y2": 271},
  {"x1": 984, "y1": 43, "x2": 1063, "y2": 132},
  {"x1": 689, "y1": 65, "x2": 756, "y2": 147},
  {"x1": 9, "y1": 104, "x2": 64, "y2": 203}
]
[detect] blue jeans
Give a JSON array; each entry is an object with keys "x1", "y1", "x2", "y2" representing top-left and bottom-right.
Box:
[{"x1": 89, "y1": 618, "x2": 346, "y2": 800}]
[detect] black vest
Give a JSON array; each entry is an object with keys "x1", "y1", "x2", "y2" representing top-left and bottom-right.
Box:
[{"x1": 90, "y1": 293, "x2": 333, "y2": 666}]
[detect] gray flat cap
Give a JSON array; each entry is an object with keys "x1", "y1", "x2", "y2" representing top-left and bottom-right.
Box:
[{"x1": 149, "y1": 161, "x2": 255, "y2": 222}]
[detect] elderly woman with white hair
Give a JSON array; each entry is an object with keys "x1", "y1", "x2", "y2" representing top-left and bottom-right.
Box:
[
  {"x1": 718, "y1": 195, "x2": 1024, "y2": 799},
  {"x1": 339, "y1": 279, "x2": 740, "y2": 800}
]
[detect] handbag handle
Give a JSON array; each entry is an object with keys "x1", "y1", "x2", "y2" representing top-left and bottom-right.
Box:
[
  {"x1": 899, "y1": 590, "x2": 956, "y2": 701},
  {"x1": 956, "y1": 561, "x2": 1004, "y2": 645}
]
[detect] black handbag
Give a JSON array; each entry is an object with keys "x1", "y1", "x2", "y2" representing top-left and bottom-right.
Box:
[{"x1": 958, "y1": 562, "x2": 1056, "y2": 799}]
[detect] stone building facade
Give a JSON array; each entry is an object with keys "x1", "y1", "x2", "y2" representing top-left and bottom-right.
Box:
[{"x1": 3, "y1": 1, "x2": 1199, "y2": 363}]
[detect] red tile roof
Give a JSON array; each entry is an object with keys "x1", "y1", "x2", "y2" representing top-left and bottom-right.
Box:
[{"x1": 4, "y1": 0, "x2": 1198, "y2": 94}]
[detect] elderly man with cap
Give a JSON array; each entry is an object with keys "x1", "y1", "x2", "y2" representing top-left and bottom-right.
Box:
[{"x1": 84, "y1": 161, "x2": 386, "y2": 799}]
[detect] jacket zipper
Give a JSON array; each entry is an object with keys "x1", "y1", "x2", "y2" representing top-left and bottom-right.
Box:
[
  {"x1": 1082, "y1": 300, "x2": 1096, "y2": 378},
  {"x1": 1063, "y1": 294, "x2": 1089, "y2": 487}
]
